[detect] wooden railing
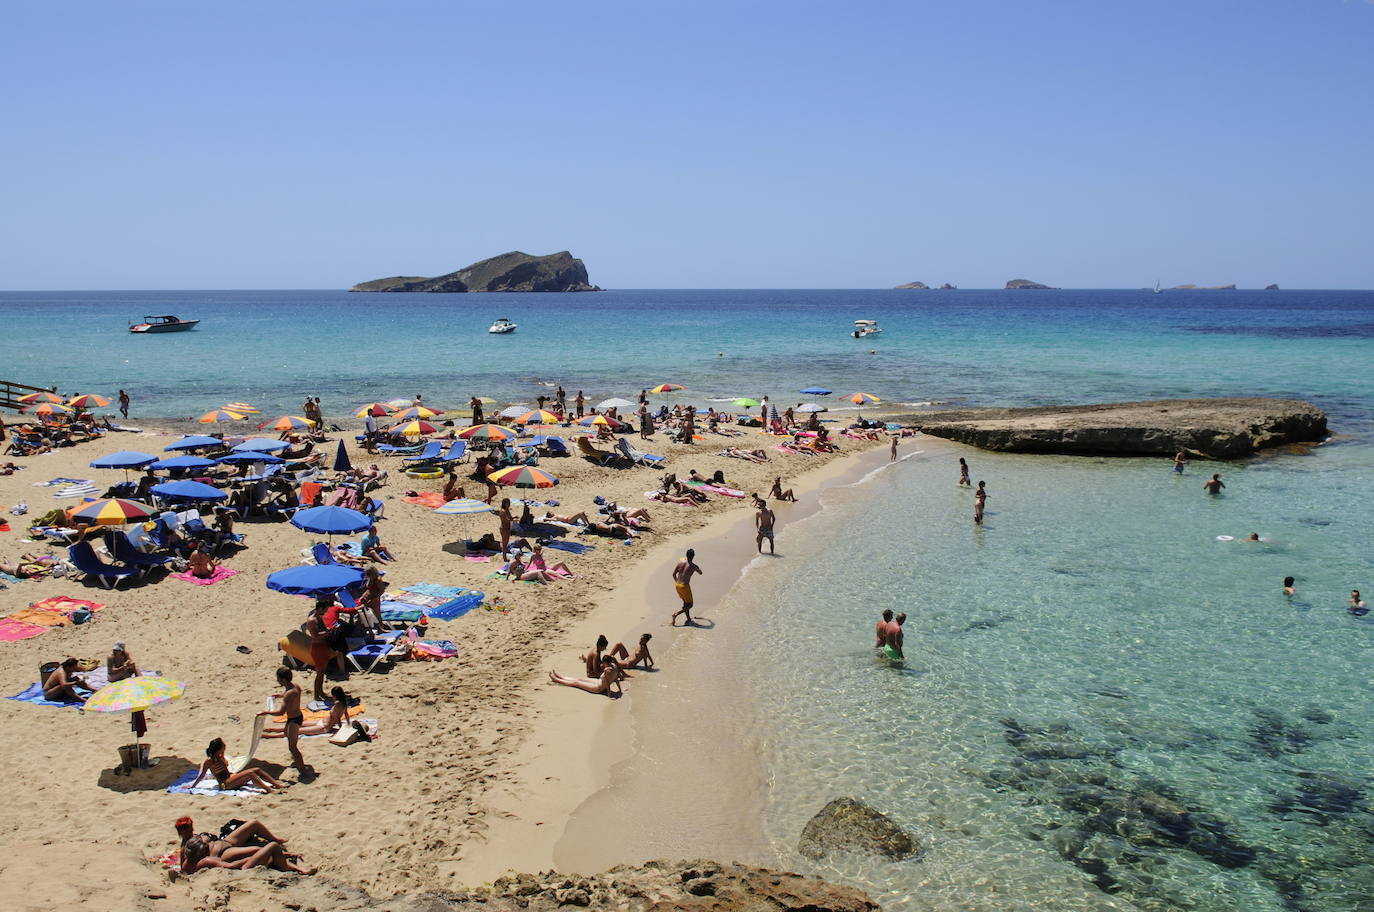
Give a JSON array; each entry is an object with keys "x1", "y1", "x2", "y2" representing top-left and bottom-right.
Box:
[{"x1": 0, "y1": 379, "x2": 58, "y2": 411}]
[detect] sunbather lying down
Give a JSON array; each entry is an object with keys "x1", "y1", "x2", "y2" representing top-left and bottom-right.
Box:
[
  {"x1": 647, "y1": 490, "x2": 698, "y2": 507},
  {"x1": 550, "y1": 656, "x2": 622, "y2": 696},
  {"x1": 723, "y1": 447, "x2": 769, "y2": 462},
  {"x1": 1, "y1": 553, "x2": 48, "y2": 578}
]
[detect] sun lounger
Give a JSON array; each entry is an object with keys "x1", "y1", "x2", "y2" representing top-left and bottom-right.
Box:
[
  {"x1": 437, "y1": 440, "x2": 467, "y2": 464},
  {"x1": 345, "y1": 638, "x2": 398, "y2": 673},
  {"x1": 376, "y1": 440, "x2": 425, "y2": 456},
  {"x1": 105, "y1": 530, "x2": 172, "y2": 576},
  {"x1": 615, "y1": 437, "x2": 665, "y2": 468},
  {"x1": 68, "y1": 540, "x2": 140, "y2": 589},
  {"x1": 402, "y1": 441, "x2": 443, "y2": 465},
  {"x1": 577, "y1": 435, "x2": 619, "y2": 466}
]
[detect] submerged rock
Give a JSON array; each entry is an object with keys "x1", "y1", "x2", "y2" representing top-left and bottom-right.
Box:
[
  {"x1": 798, "y1": 797, "x2": 921, "y2": 860},
  {"x1": 1250, "y1": 708, "x2": 1314, "y2": 758}
]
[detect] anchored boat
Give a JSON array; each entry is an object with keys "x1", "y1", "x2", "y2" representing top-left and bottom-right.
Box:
[
  {"x1": 129, "y1": 315, "x2": 199, "y2": 334},
  {"x1": 852, "y1": 319, "x2": 881, "y2": 338},
  {"x1": 488, "y1": 318, "x2": 517, "y2": 334}
]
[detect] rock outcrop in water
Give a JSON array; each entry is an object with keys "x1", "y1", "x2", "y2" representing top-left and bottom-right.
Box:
[
  {"x1": 894, "y1": 280, "x2": 929, "y2": 289},
  {"x1": 905, "y1": 397, "x2": 1327, "y2": 458},
  {"x1": 351, "y1": 251, "x2": 599, "y2": 293},
  {"x1": 1005, "y1": 278, "x2": 1056, "y2": 289},
  {"x1": 798, "y1": 797, "x2": 920, "y2": 860},
  {"x1": 170, "y1": 859, "x2": 881, "y2": 911},
  {"x1": 1265, "y1": 283, "x2": 1280, "y2": 290}
]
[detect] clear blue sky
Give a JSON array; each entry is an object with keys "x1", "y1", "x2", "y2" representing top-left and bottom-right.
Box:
[{"x1": 3, "y1": 1, "x2": 1371, "y2": 289}]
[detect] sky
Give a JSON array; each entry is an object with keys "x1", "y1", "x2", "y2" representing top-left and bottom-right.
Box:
[{"x1": 2, "y1": 1, "x2": 1372, "y2": 290}]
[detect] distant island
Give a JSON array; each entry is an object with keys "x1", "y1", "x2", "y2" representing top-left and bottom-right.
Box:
[
  {"x1": 940, "y1": 283, "x2": 957, "y2": 290},
  {"x1": 1170, "y1": 284, "x2": 1236, "y2": 290},
  {"x1": 351, "y1": 251, "x2": 600, "y2": 293},
  {"x1": 894, "y1": 281, "x2": 929, "y2": 289},
  {"x1": 1005, "y1": 278, "x2": 1056, "y2": 290},
  {"x1": 1265, "y1": 284, "x2": 1280, "y2": 290}
]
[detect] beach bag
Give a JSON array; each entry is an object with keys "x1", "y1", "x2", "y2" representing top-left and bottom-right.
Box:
[{"x1": 69, "y1": 608, "x2": 92, "y2": 625}]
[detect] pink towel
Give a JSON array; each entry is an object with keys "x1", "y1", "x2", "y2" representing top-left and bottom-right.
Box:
[
  {"x1": 404, "y1": 493, "x2": 448, "y2": 508},
  {"x1": 0, "y1": 618, "x2": 46, "y2": 642},
  {"x1": 171, "y1": 566, "x2": 239, "y2": 586}
]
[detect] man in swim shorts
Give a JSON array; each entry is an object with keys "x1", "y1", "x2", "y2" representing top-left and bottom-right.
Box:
[
  {"x1": 670, "y1": 549, "x2": 702, "y2": 626},
  {"x1": 889, "y1": 612, "x2": 906, "y2": 660},
  {"x1": 1203, "y1": 473, "x2": 1225, "y2": 495},
  {"x1": 875, "y1": 609, "x2": 893, "y2": 649},
  {"x1": 755, "y1": 501, "x2": 775, "y2": 555},
  {"x1": 265, "y1": 667, "x2": 309, "y2": 773}
]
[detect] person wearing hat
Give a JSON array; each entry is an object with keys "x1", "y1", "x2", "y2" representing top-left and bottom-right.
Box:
[{"x1": 107, "y1": 642, "x2": 139, "y2": 682}]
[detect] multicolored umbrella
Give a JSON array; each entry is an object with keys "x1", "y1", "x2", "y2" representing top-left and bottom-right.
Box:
[
  {"x1": 795, "y1": 402, "x2": 826, "y2": 413},
  {"x1": 488, "y1": 466, "x2": 559, "y2": 488},
  {"x1": 577, "y1": 414, "x2": 616, "y2": 426},
  {"x1": 198, "y1": 408, "x2": 247, "y2": 423},
  {"x1": 390, "y1": 419, "x2": 437, "y2": 437},
  {"x1": 29, "y1": 402, "x2": 73, "y2": 416},
  {"x1": 268, "y1": 415, "x2": 315, "y2": 431},
  {"x1": 392, "y1": 406, "x2": 442, "y2": 419},
  {"x1": 86, "y1": 676, "x2": 186, "y2": 713},
  {"x1": 354, "y1": 402, "x2": 396, "y2": 418},
  {"x1": 649, "y1": 383, "x2": 684, "y2": 393},
  {"x1": 66, "y1": 394, "x2": 110, "y2": 409},
  {"x1": 733, "y1": 398, "x2": 760, "y2": 408},
  {"x1": 514, "y1": 409, "x2": 560, "y2": 425},
  {"x1": 223, "y1": 401, "x2": 261, "y2": 414},
  {"x1": 17, "y1": 391, "x2": 63, "y2": 404},
  {"x1": 434, "y1": 497, "x2": 496, "y2": 515},
  {"x1": 459, "y1": 424, "x2": 517, "y2": 443},
  {"x1": 845, "y1": 392, "x2": 881, "y2": 404},
  {"x1": 66, "y1": 498, "x2": 155, "y2": 526}
]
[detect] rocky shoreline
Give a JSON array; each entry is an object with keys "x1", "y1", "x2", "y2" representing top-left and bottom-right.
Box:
[{"x1": 898, "y1": 398, "x2": 1327, "y2": 458}]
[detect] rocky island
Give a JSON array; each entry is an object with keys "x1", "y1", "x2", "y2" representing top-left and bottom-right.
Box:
[
  {"x1": 1265, "y1": 283, "x2": 1280, "y2": 290},
  {"x1": 894, "y1": 280, "x2": 929, "y2": 289},
  {"x1": 904, "y1": 398, "x2": 1327, "y2": 458},
  {"x1": 1005, "y1": 278, "x2": 1057, "y2": 290},
  {"x1": 352, "y1": 251, "x2": 600, "y2": 293}
]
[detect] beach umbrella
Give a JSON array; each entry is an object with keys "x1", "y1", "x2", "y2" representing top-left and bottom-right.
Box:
[
  {"x1": 231, "y1": 438, "x2": 289, "y2": 453},
  {"x1": 498, "y1": 405, "x2": 531, "y2": 419},
  {"x1": 596, "y1": 397, "x2": 634, "y2": 410},
  {"x1": 216, "y1": 451, "x2": 284, "y2": 465},
  {"x1": 29, "y1": 402, "x2": 73, "y2": 416},
  {"x1": 266, "y1": 564, "x2": 364, "y2": 597},
  {"x1": 434, "y1": 497, "x2": 496, "y2": 516},
  {"x1": 150, "y1": 480, "x2": 228, "y2": 503},
  {"x1": 223, "y1": 402, "x2": 261, "y2": 414},
  {"x1": 353, "y1": 402, "x2": 395, "y2": 418},
  {"x1": 796, "y1": 403, "x2": 826, "y2": 413},
  {"x1": 66, "y1": 394, "x2": 110, "y2": 409},
  {"x1": 845, "y1": 393, "x2": 881, "y2": 405},
  {"x1": 290, "y1": 505, "x2": 371, "y2": 536},
  {"x1": 390, "y1": 419, "x2": 437, "y2": 437},
  {"x1": 800, "y1": 387, "x2": 832, "y2": 396},
  {"x1": 268, "y1": 415, "x2": 315, "y2": 431},
  {"x1": 89, "y1": 451, "x2": 158, "y2": 470},
  {"x1": 488, "y1": 466, "x2": 559, "y2": 489},
  {"x1": 392, "y1": 406, "x2": 442, "y2": 419},
  {"x1": 733, "y1": 398, "x2": 760, "y2": 408},
  {"x1": 649, "y1": 384, "x2": 684, "y2": 393},
  {"x1": 577, "y1": 414, "x2": 614, "y2": 427},
  {"x1": 514, "y1": 409, "x2": 560, "y2": 425},
  {"x1": 198, "y1": 409, "x2": 247, "y2": 423},
  {"x1": 459, "y1": 424, "x2": 517, "y2": 443},
  {"x1": 164, "y1": 435, "x2": 222, "y2": 451},
  {"x1": 149, "y1": 455, "x2": 217, "y2": 471},
  {"x1": 17, "y1": 391, "x2": 63, "y2": 404},
  {"x1": 332, "y1": 440, "x2": 352, "y2": 473},
  {"x1": 66, "y1": 498, "x2": 155, "y2": 526},
  {"x1": 86, "y1": 675, "x2": 186, "y2": 762}
]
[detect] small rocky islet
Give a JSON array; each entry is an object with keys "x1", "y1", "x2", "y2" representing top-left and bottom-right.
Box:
[{"x1": 351, "y1": 250, "x2": 600, "y2": 293}]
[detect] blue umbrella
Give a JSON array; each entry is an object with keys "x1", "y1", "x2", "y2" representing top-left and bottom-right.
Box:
[
  {"x1": 150, "y1": 455, "x2": 217, "y2": 470},
  {"x1": 290, "y1": 505, "x2": 371, "y2": 535},
  {"x1": 800, "y1": 387, "x2": 832, "y2": 395},
  {"x1": 149, "y1": 480, "x2": 228, "y2": 502},
  {"x1": 232, "y1": 438, "x2": 290, "y2": 453},
  {"x1": 164, "y1": 435, "x2": 223, "y2": 451},
  {"x1": 216, "y1": 451, "x2": 285, "y2": 465},
  {"x1": 89, "y1": 450, "x2": 158, "y2": 469},
  {"x1": 333, "y1": 440, "x2": 352, "y2": 473},
  {"x1": 265, "y1": 564, "x2": 364, "y2": 597}
]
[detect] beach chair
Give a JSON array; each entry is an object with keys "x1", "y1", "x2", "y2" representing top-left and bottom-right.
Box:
[
  {"x1": 577, "y1": 435, "x2": 619, "y2": 467},
  {"x1": 436, "y1": 440, "x2": 467, "y2": 465},
  {"x1": 68, "y1": 540, "x2": 140, "y2": 589},
  {"x1": 376, "y1": 439, "x2": 425, "y2": 456},
  {"x1": 616, "y1": 438, "x2": 665, "y2": 469},
  {"x1": 104, "y1": 530, "x2": 172, "y2": 576},
  {"x1": 402, "y1": 441, "x2": 443, "y2": 466}
]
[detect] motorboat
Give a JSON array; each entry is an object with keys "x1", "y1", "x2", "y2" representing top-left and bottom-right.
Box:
[
  {"x1": 852, "y1": 319, "x2": 881, "y2": 338},
  {"x1": 488, "y1": 318, "x2": 518, "y2": 334},
  {"x1": 129, "y1": 314, "x2": 199, "y2": 333}
]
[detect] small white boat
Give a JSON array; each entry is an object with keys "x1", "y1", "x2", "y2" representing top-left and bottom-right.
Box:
[
  {"x1": 852, "y1": 319, "x2": 881, "y2": 338},
  {"x1": 129, "y1": 314, "x2": 199, "y2": 334},
  {"x1": 488, "y1": 318, "x2": 517, "y2": 334}
]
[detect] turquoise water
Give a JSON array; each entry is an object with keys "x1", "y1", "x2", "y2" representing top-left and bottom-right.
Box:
[{"x1": 7, "y1": 288, "x2": 1373, "y2": 908}]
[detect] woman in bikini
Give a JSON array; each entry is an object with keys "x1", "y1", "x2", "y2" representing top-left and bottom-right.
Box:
[
  {"x1": 769, "y1": 477, "x2": 797, "y2": 502},
  {"x1": 191, "y1": 737, "x2": 285, "y2": 792},
  {"x1": 264, "y1": 686, "x2": 351, "y2": 737},
  {"x1": 610, "y1": 632, "x2": 654, "y2": 670},
  {"x1": 549, "y1": 656, "x2": 623, "y2": 696},
  {"x1": 187, "y1": 542, "x2": 219, "y2": 579},
  {"x1": 527, "y1": 545, "x2": 574, "y2": 579}
]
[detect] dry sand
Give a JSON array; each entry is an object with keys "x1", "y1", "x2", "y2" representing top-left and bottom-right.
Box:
[{"x1": 0, "y1": 417, "x2": 888, "y2": 905}]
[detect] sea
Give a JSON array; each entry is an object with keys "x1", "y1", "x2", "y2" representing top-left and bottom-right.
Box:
[{"x1": 5, "y1": 288, "x2": 1373, "y2": 910}]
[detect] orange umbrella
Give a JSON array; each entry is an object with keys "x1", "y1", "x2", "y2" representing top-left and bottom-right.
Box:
[
  {"x1": 268, "y1": 415, "x2": 315, "y2": 431},
  {"x1": 30, "y1": 402, "x2": 73, "y2": 417},
  {"x1": 18, "y1": 391, "x2": 62, "y2": 404},
  {"x1": 66, "y1": 394, "x2": 110, "y2": 409},
  {"x1": 198, "y1": 409, "x2": 247, "y2": 423}
]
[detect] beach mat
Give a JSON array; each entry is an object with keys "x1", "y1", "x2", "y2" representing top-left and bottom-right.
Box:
[
  {"x1": 170, "y1": 566, "x2": 239, "y2": 586},
  {"x1": 166, "y1": 768, "x2": 266, "y2": 797},
  {"x1": 544, "y1": 539, "x2": 594, "y2": 555},
  {"x1": 0, "y1": 618, "x2": 46, "y2": 642},
  {"x1": 7, "y1": 682, "x2": 89, "y2": 709},
  {"x1": 403, "y1": 492, "x2": 447, "y2": 508}
]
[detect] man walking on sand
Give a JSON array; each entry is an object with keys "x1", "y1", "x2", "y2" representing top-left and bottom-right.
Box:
[
  {"x1": 755, "y1": 499, "x2": 775, "y2": 554},
  {"x1": 670, "y1": 548, "x2": 703, "y2": 626},
  {"x1": 118, "y1": 389, "x2": 130, "y2": 419},
  {"x1": 263, "y1": 667, "x2": 310, "y2": 774}
]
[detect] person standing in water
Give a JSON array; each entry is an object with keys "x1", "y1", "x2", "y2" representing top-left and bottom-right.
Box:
[
  {"x1": 875, "y1": 609, "x2": 893, "y2": 649},
  {"x1": 670, "y1": 549, "x2": 703, "y2": 626},
  {"x1": 1350, "y1": 590, "x2": 1368, "y2": 616},
  {"x1": 958, "y1": 458, "x2": 971, "y2": 486},
  {"x1": 1282, "y1": 576, "x2": 1296, "y2": 597},
  {"x1": 888, "y1": 612, "x2": 906, "y2": 660},
  {"x1": 974, "y1": 480, "x2": 988, "y2": 524},
  {"x1": 1203, "y1": 473, "x2": 1225, "y2": 495},
  {"x1": 755, "y1": 500, "x2": 776, "y2": 554},
  {"x1": 118, "y1": 389, "x2": 130, "y2": 419},
  {"x1": 1173, "y1": 450, "x2": 1187, "y2": 474},
  {"x1": 890, "y1": 435, "x2": 898, "y2": 462}
]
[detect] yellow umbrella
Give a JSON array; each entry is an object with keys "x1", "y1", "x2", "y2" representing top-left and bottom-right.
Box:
[
  {"x1": 66, "y1": 498, "x2": 156, "y2": 526},
  {"x1": 198, "y1": 409, "x2": 247, "y2": 423},
  {"x1": 223, "y1": 401, "x2": 261, "y2": 414},
  {"x1": 649, "y1": 383, "x2": 685, "y2": 393}
]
